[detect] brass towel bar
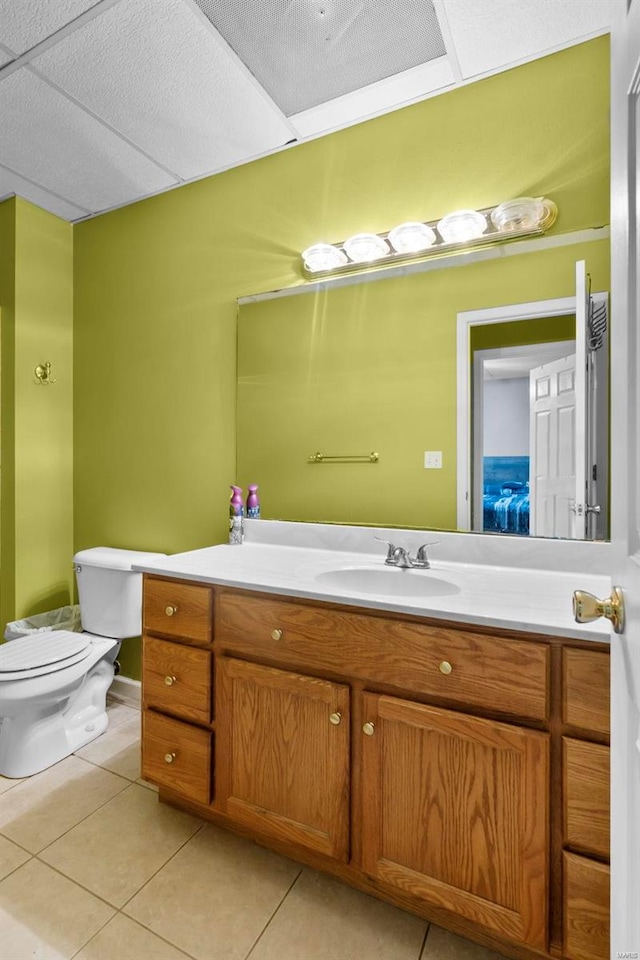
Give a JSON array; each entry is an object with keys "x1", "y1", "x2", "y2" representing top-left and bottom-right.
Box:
[{"x1": 308, "y1": 451, "x2": 379, "y2": 464}]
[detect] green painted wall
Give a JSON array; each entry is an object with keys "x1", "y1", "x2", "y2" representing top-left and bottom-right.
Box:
[
  {"x1": 237, "y1": 241, "x2": 608, "y2": 529},
  {"x1": 0, "y1": 198, "x2": 74, "y2": 628},
  {"x1": 0, "y1": 199, "x2": 17, "y2": 631},
  {"x1": 73, "y1": 37, "x2": 609, "y2": 679}
]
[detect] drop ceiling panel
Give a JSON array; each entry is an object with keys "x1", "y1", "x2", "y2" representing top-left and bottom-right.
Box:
[
  {"x1": 0, "y1": 0, "x2": 100, "y2": 55},
  {"x1": 290, "y1": 56, "x2": 455, "y2": 138},
  {"x1": 195, "y1": 0, "x2": 446, "y2": 116},
  {"x1": 0, "y1": 69, "x2": 176, "y2": 212},
  {"x1": 33, "y1": 0, "x2": 294, "y2": 181},
  {"x1": 443, "y1": 0, "x2": 611, "y2": 79},
  {"x1": 0, "y1": 166, "x2": 88, "y2": 220}
]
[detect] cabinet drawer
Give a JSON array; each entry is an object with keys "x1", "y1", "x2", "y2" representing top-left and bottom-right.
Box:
[
  {"x1": 563, "y1": 852, "x2": 609, "y2": 960},
  {"x1": 563, "y1": 738, "x2": 609, "y2": 858},
  {"x1": 563, "y1": 649, "x2": 610, "y2": 735},
  {"x1": 216, "y1": 592, "x2": 549, "y2": 720},
  {"x1": 143, "y1": 636, "x2": 212, "y2": 725},
  {"x1": 142, "y1": 710, "x2": 212, "y2": 805},
  {"x1": 144, "y1": 577, "x2": 212, "y2": 644}
]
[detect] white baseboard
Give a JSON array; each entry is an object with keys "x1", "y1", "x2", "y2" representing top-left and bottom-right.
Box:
[{"x1": 108, "y1": 675, "x2": 141, "y2": 710}]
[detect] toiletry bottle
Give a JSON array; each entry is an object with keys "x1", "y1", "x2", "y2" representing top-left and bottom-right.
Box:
[
  {"x1": 229, "y1": 485, "x2": 244, "y2": 544},
  {"x1": 246, "y1": 484, "x2": 260, "y2": 519}
]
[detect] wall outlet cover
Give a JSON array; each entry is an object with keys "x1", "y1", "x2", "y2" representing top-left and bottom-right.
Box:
[{"x1": 424, "y1": 451, "x2": 443, "y2": 469}]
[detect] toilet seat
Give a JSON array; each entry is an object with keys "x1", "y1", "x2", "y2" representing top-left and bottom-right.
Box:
[{"x1": 0, "y1": 631, "x2": 93, "y2": 681}]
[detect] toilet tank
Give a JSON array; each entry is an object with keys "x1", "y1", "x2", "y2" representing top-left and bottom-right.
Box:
[{"x1": 73, "y1": 547, "x2": 167, "y2": 639}]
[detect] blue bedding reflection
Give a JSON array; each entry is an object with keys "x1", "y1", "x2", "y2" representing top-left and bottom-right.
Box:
[{"x1": 483, "y1": 457, "x2": 530, "y2": 535}]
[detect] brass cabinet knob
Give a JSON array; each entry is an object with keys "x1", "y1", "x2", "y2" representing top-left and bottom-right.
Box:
[
  {"x1": 271, "y1": 628, "x2": 283, "y2": 641},
  {"x1": 165, "y1": 604, "x2": 178, "y2": 617},
  {"x1": 362, "y1": 721, "x2": 375, "y2": 736},
  {"x1": 439, "y1": 661, "x2": 453, "y2": 675},
  {"x1": 573, "y1": 586, "x2": 625, "y2": 634},
  {"x1": 329, "y1": 712, "x2": 342, "y2": 726},
  {"x1": 164, "y1": 675, "x2": 176, "y2": 686},
  {"x1": 164, "y1": 752, "x2": 176, "y2": 764}
]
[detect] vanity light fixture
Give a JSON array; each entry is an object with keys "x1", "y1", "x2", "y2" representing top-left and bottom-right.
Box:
[{"x1": 301, "y1": 196, "x2": 557, "y2": 278}]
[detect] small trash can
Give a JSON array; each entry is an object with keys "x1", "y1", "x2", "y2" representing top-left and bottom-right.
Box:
[{"x1": 4, "y1": 604, "x2": 82, "y2": 641}]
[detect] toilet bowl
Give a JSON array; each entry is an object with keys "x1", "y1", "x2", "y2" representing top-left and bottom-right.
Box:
[{"x1": 0, "y1": 546, "x2": 165, "y2": 778}]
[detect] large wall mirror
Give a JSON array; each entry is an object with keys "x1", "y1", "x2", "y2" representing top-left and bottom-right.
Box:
[{"x1": 237, "y1": 239, "x2": 610, "y2": 540}]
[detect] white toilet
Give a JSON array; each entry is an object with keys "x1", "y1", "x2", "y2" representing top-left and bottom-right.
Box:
[{"x1": 0, "y1": 546, "x2": 165, "y2": 778}]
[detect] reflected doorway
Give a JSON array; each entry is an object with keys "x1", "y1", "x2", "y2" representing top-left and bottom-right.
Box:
[{"x1": 473, "y1": 339, "x2": 574, "y2": 537}]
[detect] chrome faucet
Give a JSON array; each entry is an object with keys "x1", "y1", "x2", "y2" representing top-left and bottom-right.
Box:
[{"x1": 374, "y1": 537, "x2": 439, "y2": 569}]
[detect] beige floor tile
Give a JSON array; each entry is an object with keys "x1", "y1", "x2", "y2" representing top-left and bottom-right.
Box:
[
  {"x1": 75, "y1": 715, "x2": 141, "y2": 781},
  {"x1": 420, "y1": 925, "x2": 507, "y2": 960},
  {"x1": 0, "y1": 755, "x2": 129, "y2": 853},
  {"x1": 105, "y1": 700, "x2": 140, "y2": 729},
  {"x1": 124, "y1": 823, "x2": 301, "y2": 960},
  {"x1": 74, "y1": 913, "x2": 191, "y2": 960},
  {"x1": 0, "y1": 835, "x2": 30, "y2": 880},
  {"x1": 0, "y1": 858, "x2": 114, "y2": 960},
  {"x1": 249, "y1": 868, "x2": 427, "y2": 960},
  {"x1": 0, "y1": 774, "x2": 25, "y2": 795},
  {"x1": 40, "y1": 783, "x2": 202, "y2": 908}
]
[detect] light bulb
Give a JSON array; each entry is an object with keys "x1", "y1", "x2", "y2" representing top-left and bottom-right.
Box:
[
  {"x1": 388, "y1": 222, "x2": 437, "y2": 254},
  {"x1": 302, "y1": 243, "x2": 348, "y2": 272},
  {"x1": 437, "y1": 210, "x2": 487, "y2": 244},
  {"x1": 343, "y1": 233, "x2": 390, "y2": 263}
]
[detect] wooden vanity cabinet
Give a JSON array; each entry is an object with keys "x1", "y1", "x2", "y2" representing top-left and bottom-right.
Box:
[
  {"x1": 141, "y1": 576, "x2": 215, "y2": 806},
  {"x1": 216, "y1": 657, "x2": 350, "y2": 860},
  {"x1": 140, "y1": 576, "x2": 611, "y2": 960},
  {"x1": 360, "y1": 692, "x2": 549, "y2": 950}
]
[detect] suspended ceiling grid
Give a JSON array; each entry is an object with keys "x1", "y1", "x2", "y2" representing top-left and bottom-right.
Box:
[{"x1": 0, "y1": 0, "x2": 611, "y2": 222}]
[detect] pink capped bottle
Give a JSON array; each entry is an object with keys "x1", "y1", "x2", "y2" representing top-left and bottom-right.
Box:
[{"x1": 246, "y1": 484, "x2": 260, "y2": 519}]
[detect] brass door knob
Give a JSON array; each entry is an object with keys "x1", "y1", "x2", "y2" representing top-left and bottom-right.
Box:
[
  {"x1": 439, "y1": 661, "x2": 453, "y2": 675},
  {"x1": 271, "y1": 628, "x2": 283, "y2": 641},
  {"x1": 573, "y1": 586, "x2": 625, "y2": 634},
  {"x1": 164, "y1": 752, "x2": 176, "y2": 764},
  {"x1": 165, "y1": 604, "x2": 178, "y2": 617},
  {"x1": 362, "y1": 722, "x2": 375, "y2": 736},
  {"x1": 329, "y1": 712, "x2": 342, "y2": 726},
  {"x1": 164, "y1": 675, "x2": 176, "y2": 686}
]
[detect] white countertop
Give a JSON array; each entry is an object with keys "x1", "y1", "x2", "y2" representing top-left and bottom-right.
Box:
[{"x1": 133, "y1": 533, "x2": 612, "y2": 642}]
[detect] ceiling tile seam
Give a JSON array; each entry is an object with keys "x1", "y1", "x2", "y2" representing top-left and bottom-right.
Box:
[
  {"x1": 431, "y1": 0, "x2": 463, "y2": 82},
  {"x1": 179, "y1": 0, "x2": 299, "y2": 141},
  {"x1": 0, "y1": 0, "x2": 124, "y2": 84},
  {"x1": 69, "y1": 133, "x2": 309, "y2": 222},
  {"x1": 26, "y1": 64, "x2": 184, "y2": 184},
  {"x1": 0, "y1": 159, "x2": 91, "y2": 215}
]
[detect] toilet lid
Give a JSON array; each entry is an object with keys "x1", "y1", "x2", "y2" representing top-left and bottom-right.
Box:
[{"x1": 0, "y1": 631, "x2": 92, "y2": 675}]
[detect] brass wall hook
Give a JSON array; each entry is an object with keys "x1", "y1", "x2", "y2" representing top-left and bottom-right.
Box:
[{"x1": 34, "y1": 362, "x2": 56, "y2": 385}]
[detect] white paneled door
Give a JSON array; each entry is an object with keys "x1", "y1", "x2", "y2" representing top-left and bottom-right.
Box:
[
  {"x1": 529, "y1": 353, "x2": 578, "y2": 539},
  {"x1": 609, "y1": 0, "x2": 640, "y2": 953}
]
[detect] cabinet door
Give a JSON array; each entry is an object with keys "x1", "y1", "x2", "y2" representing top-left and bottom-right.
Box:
[
  {"x1": 217, "y1": 657, "x2": 350, "y2": 861},
  {"x1": 360, "y1": 693, "x2": 549, "y2": 950}
]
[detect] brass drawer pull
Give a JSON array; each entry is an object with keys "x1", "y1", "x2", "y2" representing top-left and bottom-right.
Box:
[
  {"x1": 271, "y1": 628, "x2": 283, "y2": 641},
  {"x1": 164, "y1": 752, "x2": 176, "y2": 764},
  {"x1": 165, "y1": 604, "x2": 178, "y2": 617},
  {"x1": 439, "y1": 661, "x2": 453, "y2": 675},
  {"x1": 329, "y1": 712, "x2": 342, "y2": 726},
  {"x1": 164, "y1": 675, "x2": 177, "y2": 686},
  {"x1": 362, "y1": 722, "x2": 375, "y2": 736}
]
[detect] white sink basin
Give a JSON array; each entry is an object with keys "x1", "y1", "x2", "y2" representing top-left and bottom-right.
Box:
[{"x1": 315, "y1": 567, "x2": 461, "y2": 599}]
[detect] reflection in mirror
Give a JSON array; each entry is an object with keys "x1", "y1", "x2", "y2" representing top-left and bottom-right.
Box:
[
  {"x1": 237, "y1": 242, "x2": 610, "y2": 540},
  {"x1": 457, "y1": 273, "x2": 609, "y2": 541}
]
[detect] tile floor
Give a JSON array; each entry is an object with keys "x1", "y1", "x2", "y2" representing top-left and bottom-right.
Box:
[{"x1": 0, "y1": 700, "x2": 509, "y2": 960}]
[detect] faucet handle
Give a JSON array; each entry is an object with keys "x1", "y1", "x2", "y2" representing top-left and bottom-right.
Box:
[
  {"x1": 413, "y1": 541, "x2": 440, "y2": 567},
  {"x1": 374, "y1": 536, "x2": 397, "y2": 564}
]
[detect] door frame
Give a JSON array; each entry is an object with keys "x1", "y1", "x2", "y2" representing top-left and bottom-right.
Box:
[{"x1": 457, "y1": 292, "x2": 607, "y2": 531}]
